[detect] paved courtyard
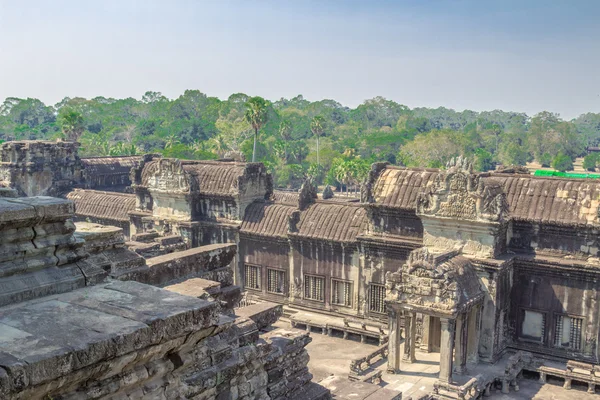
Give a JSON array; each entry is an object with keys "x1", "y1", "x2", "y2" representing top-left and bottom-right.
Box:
[{"x1": 270, "y1": 319, "x2": 596, "y2": 400}]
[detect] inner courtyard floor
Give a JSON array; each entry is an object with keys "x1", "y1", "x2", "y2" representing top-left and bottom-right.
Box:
[{"x1": 268, "y1": 319, "x2": 597, "y2": 400}]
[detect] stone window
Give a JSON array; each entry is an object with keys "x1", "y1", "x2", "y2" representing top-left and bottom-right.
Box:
[
  {"x1": 331, "y1": 279, "x2": 352, "y2": 307},
  {"x1": 304, "y1": 275, "x2": 324, "y2": 302},
  {"x1": 369, "y1": 283, "x2": 386, "y2": 314},
  {"x1": 520, "y1": 309, "x2": 545, "y2": 343},
  {"x1": 244, "y1": 264, "x2": 261, "y2": 291},
  {"x1": 267, "y1": 268, "x2": 286, "y2": 294},
  {"x1": 554, "y1": 315, "x2": 583, "y2": 350}
]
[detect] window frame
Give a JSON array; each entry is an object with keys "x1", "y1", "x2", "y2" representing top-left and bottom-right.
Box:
[
  {"x1": 304, "y1": 274, "x2": 325, "y2": 302},
  {"x1": 266, "y1": 267, "x2": 286, "y2": 295},
  {"x1": 244, "y1": 263, "x2": 262, "y2": 291},
  {"x1": 331, "y1": 278, "x2": 353, "y2": 308},
  {"x1": 519, "y1": 308, "x2": 547, "y2": 344},
  {"x1": 368, "y1": 283, "x2": 387, "y2": 314},
  {"x1": 553, "y1": 313, "x2": 584, "y2": 351}
]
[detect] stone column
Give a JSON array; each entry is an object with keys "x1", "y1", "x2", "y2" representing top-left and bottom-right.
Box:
[
  {"x1": 454, "y1": 312, "x2": 468, "y2": 374},
  {"x1": 467, "y1": 305, "x2": 482, "y2": 363},
  {"x1": 387, "y1": 308, "x2": 402, "y2": 373},
  {"x1": 421, "y1": 315, "x2": 432, "y2": 352},
  {"x1": 439, "y1": 317, "x2": 456, "y2": 383},
  {"x1": 403, "y1": 312, "x2": 416, "y2": 363}
]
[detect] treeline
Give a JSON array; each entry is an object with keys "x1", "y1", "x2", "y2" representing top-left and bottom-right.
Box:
[{"x1": 1, "y1": 92, "x2": 600, "y2": 189}]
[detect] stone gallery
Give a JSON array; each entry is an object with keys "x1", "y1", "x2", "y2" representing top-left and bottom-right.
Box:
[{"x1": 1, "y1": 140, "x2": 600, "y2": 399}]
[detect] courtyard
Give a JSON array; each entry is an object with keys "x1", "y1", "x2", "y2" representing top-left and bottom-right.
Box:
[{"x1": 271, "y1": 319, "x2": 598, "y2": 400}]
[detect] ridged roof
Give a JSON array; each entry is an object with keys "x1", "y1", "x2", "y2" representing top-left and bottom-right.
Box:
[
  {"x1": 140, "y1": 159, "x2": 251, "y2": 196},
  {"x1": 241, "y1": 202, "x2": 296, "y2": 238},
  {"x1": 371, "y1": 167, "x2": 439, "y2": 209},
  {"x1": 181, "y1": 161, "x2": 247, "y2": 196},
  {"x1": 272, "y1": 190, "x2": 299, "y2": 205},
  {"x1": 66, "y1": 189, "x2": 136, "y2": 222},
  {"x1": 485, "y1": 175, "x2": 600, "y2": 225},
  {"x1": 372, "y1": 166, "x2": 600, "y2": 226},
  {"x1": 81, "y1": 156, "x2": 142, "y2": 175},
  {"x1": 294, "y1": 202, "x2": 367, "y2": 243}
]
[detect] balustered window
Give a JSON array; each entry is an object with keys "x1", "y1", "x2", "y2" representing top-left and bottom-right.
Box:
[
  {"x1": 332, "y1": 279, "x2": 352, "y2": 307},
  {"x1": 304, "y1": 275, "x2": 324, "y2": 302},
  {"x1": 244, "y1": 264, "x2": 261, "y2": 291},
  {"x1": 267, "y1": 268, "x2": 286, "y2": 294},
  {"x1": 369, "y1": 284, "x2": 386, "y2": 314},
  {"x1": 554, "y1": 315, "x2": 583, "y2": 350}
]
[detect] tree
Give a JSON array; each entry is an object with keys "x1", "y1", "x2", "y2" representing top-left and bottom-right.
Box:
[
  {"x1": 583, "y1": 153, "x2": 598, "y2": 171},
  {"x1": 551, "y1": 153, "x2": 573, "y2": 172},
  {"x1": 310, "y1": 116, "x2": 326, "y2": 168},
  {"x1": 165, "y1": 133, "x2": 179, "y2": 149},
  {"x1": 58, "y1": 107, "x2": 85, "y2": 141},
  {"x1": 244, "y1": 97, "x2": 269, "y2": 162},
  {"x1": 278, "y1": 119, "x2": 292, "y2": 161}
]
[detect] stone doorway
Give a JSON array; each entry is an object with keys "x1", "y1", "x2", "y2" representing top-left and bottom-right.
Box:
[{"x1": 428, "y1": 316, "x2": 441, "y2": 352}]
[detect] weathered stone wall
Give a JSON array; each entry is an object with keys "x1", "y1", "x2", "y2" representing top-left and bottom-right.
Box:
[
  {"x1": 0, "y1": 197, "x2": 105, "y2": 307},
  {"x1": 0, "y1": 281, "x2": 323, "y2": 400},
  {"x1": 0, "y1": 141, "x2": 82, "y2": 197},
  {"x1": 509, "y1": 221, "x2": 600, "y2": 257},
  {"x1": 0, "y1": 195, "x2": 325, "y2": 400},
  {"x1": 290, "y1": 240, "x2": 362, "y2": 316},
  {"x1": 366, "y1": 208, "x2": 424, "y2": 239},
  {"x1": 509, "y1": 258, "x2": 600, "y2": 363}
]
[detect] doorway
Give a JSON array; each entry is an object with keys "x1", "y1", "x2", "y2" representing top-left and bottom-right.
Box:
[{"x1": 429, "y1": 316, "x2": 441, "y2": 352}]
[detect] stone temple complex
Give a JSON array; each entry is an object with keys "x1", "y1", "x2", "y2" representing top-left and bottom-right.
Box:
[{"x1": 1, "y1": 140, "x2": 600, "y2": 399}]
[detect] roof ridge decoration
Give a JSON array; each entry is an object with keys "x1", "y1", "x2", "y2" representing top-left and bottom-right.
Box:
[
  {"x1": 361, "y1": 162, "x2": 389, "y2": 203},
  {"x1": 298, "y1": 179, "x2": 317, "y2": 211},
  {"x1": 417, "y1": 156, "x2": 509, "y2": 223}
]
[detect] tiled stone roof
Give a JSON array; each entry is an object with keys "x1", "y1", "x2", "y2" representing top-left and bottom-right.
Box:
[
  {"x1": 485, "y1": 175, "x2": 600, "y2": 226},
  {"x1": 81, "y1": 156, "x2": 142, "y2": 175},
  {"x1": 241, "y1": 202, "x2": 296, "y2": 238},
  {"x1": 272, "y1": 190, "x2": 300, "y2": 205},
  {"x1": 372, "y1": 165, "x2": 600, "y2": 226},
  {"x1": 371, "y1": 167, "x2": 439, "y2": 210},
  {"x1": 181, "y1": 161, "x2": 247, "y2": 196},
  {"x1": 66, "y1": 189, "x2": 136, "y2": 222},
  {"x1": 294, "y1": 202, "x2": 367, "y2": 243}
]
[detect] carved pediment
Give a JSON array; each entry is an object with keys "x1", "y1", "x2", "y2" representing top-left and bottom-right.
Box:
[
  {"x1": 386, "y1": 247, "x2": 483, "y2": 313},
  {"x1": 416, "y1": 157, "x2": 508, "y2": 222},
  {"x1": 141, "y1": 159, "x2": 191, "y2": 193}
]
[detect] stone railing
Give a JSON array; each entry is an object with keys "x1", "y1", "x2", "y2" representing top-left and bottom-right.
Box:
[
  {"x1": 433, "y1": 374, "x2": 485, "y2": 400},
  {"x1": 348, "y1": 343, "x2": 389, "y2": 384},
  {"x1": 537, "y1": 360, "x2": 600, "y2": 394}
]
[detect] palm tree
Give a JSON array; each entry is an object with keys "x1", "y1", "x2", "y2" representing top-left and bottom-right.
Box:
[
  {"x1": 165, "y1": 133, "x2": 179, "y2": 149},
  {"x1": 278, "y1": 119, "x2": 292, "y2": 162},
  {"x1": 207, "y1": 135, "x2": 229, "y2": 157},
  {"x1": 58, "y1": 107, "x2": 85, "y2": 142},
  {"x1": 310, "y1": 116, "x2": 326, "y2": 167},
  {"x1": 244, "y1": 97, "x2": 269, "y2": 162}
]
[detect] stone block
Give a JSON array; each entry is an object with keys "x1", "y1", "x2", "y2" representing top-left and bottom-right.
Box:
[{"x1": 235, "y1": 302, "x2": 283, "y2": 330}]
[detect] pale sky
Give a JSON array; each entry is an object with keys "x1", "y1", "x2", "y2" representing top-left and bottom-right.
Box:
[{"x1": 0, "y1": 0, "x2": 599, "y2": 119}]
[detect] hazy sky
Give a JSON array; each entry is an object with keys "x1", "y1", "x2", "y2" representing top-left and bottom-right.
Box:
[{"x1": 1, "y1": 0, "x2": 599, "y2": 119}]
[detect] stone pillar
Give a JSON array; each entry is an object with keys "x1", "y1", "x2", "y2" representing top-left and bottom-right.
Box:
[
  {"x1": 421, "y1": 315, "x2": 432, "y2": 352},
  {"x1": 467, "y1": 305, "x2": 482, "y2": 363},
  {"x1": 403, "y1": 312, "x2": 416, "y2": 363},
  {"x1": 454, "y1": 312, "x2": 468, "y2": 374},
  {"x1": 387, "y1": 308, "x2": 402, "y2": 373},
  {"x1": 439, "y1": 317, "x2": 456, "y2": 383}
]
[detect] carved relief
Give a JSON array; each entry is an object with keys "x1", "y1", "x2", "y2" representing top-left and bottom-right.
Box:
[
  {"x1": 416, "y1": 156, "x2": 508, "y2": 223},
  {"x1": 142, "y1": 159, "x2": 191, "y2": 193},
  {"x1": 386, "y1": 247, "x2": 483, "y2": 314}
]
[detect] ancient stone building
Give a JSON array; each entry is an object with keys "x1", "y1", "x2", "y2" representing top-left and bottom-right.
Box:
[
  {"x1": 0, "y1": 196, "x2": 328, "y2": 399},
  {"x1": 3, "y1": 140, "x2": 600, "y2": 397}
]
